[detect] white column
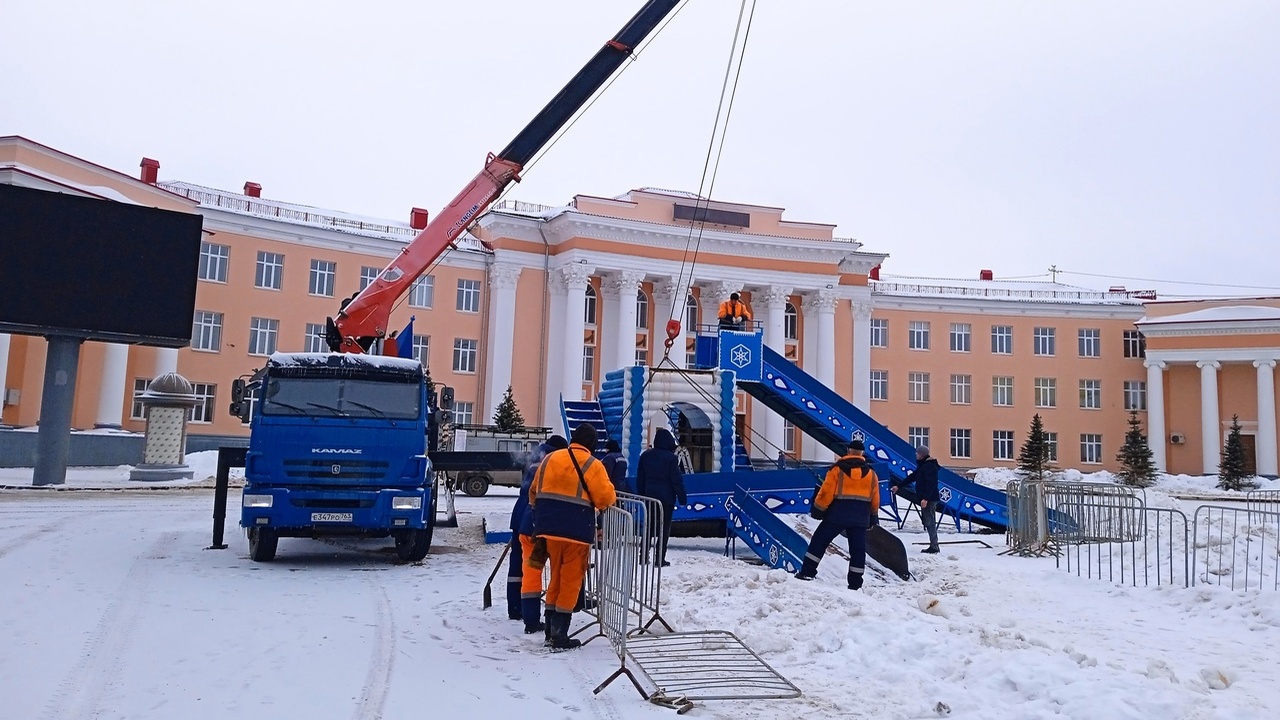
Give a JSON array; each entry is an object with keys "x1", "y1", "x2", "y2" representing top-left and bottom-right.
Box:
[
  {"x1": 543, "y1": 280, "x2": 567, "y2": 427},
  {"x1": 484, "y1": 263, "x2": 523, "y2": 420},
  {"x1": 812, "y1": 289, "x2": 838, "y2": 463},
  {"x1": 759, "y1": 286, "x2": 792, "y2": 459},
  {"x1": 851, "y1": 298, "x2": 872, "y2": 409},
  {"x1": 800, "y1": 294, "x2": 821, "y2": 461},
  {"x1": 1145, "y1": 360, "x2": 1167, "y2": 472},
  {"x1": 1255, "y1": 359, "x2": 1278, "y2": 476},
  {"x1": 94, "y1": 343, "x2": 129, "y2": 428},
  {"x1": 559, "y1": 264, "x2": 593, "y2": 404},
  {"x1": 0, "y1": 332, "x2": 11, "y2": 402},
  {"x1": 651, "y1": 278, "x2": 681, "y2": 369},
  {"x1": 1198, "y1": 360, "x2": 1221, "y2": 475},
  {"x1": 607, "y1": 270, "x2": 644, "y2": 374},
  {"x1": 154, "y1": 348, "x2": 179, "y2": 377}
]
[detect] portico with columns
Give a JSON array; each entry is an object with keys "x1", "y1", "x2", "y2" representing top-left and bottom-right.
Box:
[{"x1": 1138, "y1": 304, "x2": 1280, "y2": 477}]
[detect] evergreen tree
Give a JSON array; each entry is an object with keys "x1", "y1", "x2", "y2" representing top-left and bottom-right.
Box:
[
  {"x1": 1018, "y1": 414, "x2": 1052, "y2": 481},
  {"x1": 1217, "y1": 414, "x2": 1256, "y2": 491},
  {"x1": 1115, "y1": 410, "x2": 1157, "y2": 488},
  {"x1": 492, "y1": 385, "x2": 525, "y2": 431}
]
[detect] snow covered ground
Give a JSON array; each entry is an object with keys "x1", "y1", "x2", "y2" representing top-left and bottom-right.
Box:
[{"x1": 2, "y1": 457, "x2": 1279, "y2": 719}]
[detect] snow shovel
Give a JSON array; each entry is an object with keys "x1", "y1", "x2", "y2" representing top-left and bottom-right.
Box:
[
  {"x1": 481, "y1": 541, "x2": 512, "y2": 609},
  {"x1": 866, "y1": 525, "x2": 911, "y2": 581}
]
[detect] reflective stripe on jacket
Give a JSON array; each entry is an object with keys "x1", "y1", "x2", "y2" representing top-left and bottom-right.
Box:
[{"x1": 529, "y1": 443, "x2": 617, "y2": 545}]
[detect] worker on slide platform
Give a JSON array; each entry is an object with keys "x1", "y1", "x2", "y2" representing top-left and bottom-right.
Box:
[
  {"x1": 529, "y1": 424, "x2": 617, "y2": 650},
  {"x1": 717, "y1": 292, "x2": 752, "y2": 330},
  {"x1": 794, "y1": 439, "x2": 880, "y2": 590},
  {"x1": 506, "y1": 434, "x2": 568, "y2": 634}
]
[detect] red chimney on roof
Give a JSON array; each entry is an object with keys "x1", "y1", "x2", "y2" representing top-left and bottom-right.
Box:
[
  {"x1": 244, "y1": 182, "x2": 262, "y2": 198},
  {"x1": 869, "y1": 265, "x2": 881, "y2": 281},
  {"x1": 979, "y1": 269, "x2": 994, "y2": 281},
  {"x1": 139, "y1": 157, "x2": 159, "y2": 184},
  {"x1": 410, "y1": 207, "x2": 430, "y2": 230}
]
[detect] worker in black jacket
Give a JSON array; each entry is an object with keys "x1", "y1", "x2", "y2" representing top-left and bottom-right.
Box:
[
  {"x1": 636, "y1": 427, "x2": 686, "y2": 567},
  {"x1": 891, "y1": 445, "x2": 941, "y2": 553}
]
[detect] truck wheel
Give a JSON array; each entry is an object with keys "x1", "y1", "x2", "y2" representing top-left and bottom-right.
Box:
[
  {"x1": 395, "y1": 528, "x2": 431, "y2": 562},
  {"x1": 461, "y1": 473, "x2": 490, "y2": 497},
  {"x1": 249, "y1": 527, "x2": 278, "y2": 562}
]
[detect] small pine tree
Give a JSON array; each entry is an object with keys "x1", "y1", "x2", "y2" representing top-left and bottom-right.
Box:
[
  {"x1": 492, "y1": 385, "x2": 525, "y2": 431},
  {"x1": 1115, "y1": 410, "x2": 1157, "y2": 488},
  {"x1": 1217, "y1": 414, "x2": 1256, "y2": 491},
  {"x1": 1018, "y1": 414, "x2": 1052, "y2": 481}
]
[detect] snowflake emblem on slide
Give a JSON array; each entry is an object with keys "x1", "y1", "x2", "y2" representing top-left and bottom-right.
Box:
[
  {"x1": 768, "y1": 544, "x2": 780, "y2": 565},
  {"x1": 939, "y1": 487, "x2": 953, "y2": 503},
  {"x1": 730, "y1": 344, "x2": 752, "y2": 368},
  {"x1": 851, "y1": 429, "x2": 866, "y2": 444}
]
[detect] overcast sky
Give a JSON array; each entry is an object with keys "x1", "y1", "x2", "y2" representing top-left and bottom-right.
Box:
[{"x1": 4, "y1": 1, "x2": 1277, "y2": 298}]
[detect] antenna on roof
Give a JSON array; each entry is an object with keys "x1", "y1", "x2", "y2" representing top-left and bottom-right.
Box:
[{"x1": 1048, "y1": 265, "x2": 1060, "y2": 283}]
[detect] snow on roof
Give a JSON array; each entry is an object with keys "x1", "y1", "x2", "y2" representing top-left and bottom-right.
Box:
[
  {"x1": 623, "y1": 187, "x2": 707, "y2": 200},
  {"x1": 488, "y1": 198, "x2": 571, "y2": 219},
  {"x1": 268, "y1": 352, "x2": 424, "y2": 372},
  {"x1": 159, "y1": 181, "x2": 488, "y2": 252},
  {"x1": 1137, "y1": 305, "x2": 1280, "y2": 325},
  {"x1": 872, "y1": 275, "x2": 1148, "y2": 305}
]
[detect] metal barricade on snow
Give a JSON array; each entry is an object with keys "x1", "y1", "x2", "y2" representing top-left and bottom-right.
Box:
[
  {"x1": 1193, "y1": 505, "x2": 1280, "y2": 591},
  {"x1": 1058, "y1": 503, "x2": 1189, "y2": 587}
]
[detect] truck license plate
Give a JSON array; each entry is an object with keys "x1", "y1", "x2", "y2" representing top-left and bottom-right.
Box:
[{"x1": 311, "y1": 512, "x2": 353, "y2": 523}]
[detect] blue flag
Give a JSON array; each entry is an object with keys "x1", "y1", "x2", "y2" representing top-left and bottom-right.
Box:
[{"x1": 397, "y1": 316, "x2": 415, "y2": 359}]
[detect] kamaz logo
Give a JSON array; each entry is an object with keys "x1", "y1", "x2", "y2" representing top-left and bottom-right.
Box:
[{"x1": 312, "y1": 448, "x2": 362, "y2": 455}]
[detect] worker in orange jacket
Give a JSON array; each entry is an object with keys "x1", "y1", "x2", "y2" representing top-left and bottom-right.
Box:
[
  {"x1": 795, "y1": 438, "x2": 880, "y2": 590},
  {"x1": 717, "y1": 292, "x2": 752, "y2": 330},
  {"x1": 529, "y1": 423, "x2": 617, "y2": 650}
]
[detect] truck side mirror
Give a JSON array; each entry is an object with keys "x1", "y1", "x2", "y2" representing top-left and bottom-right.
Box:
[
  {"x1": 228, "y1": 379, "x2": 246, "y2": 417},
  {"x1": 439, "y1": 385, "x2": 455, "y2": 410}
]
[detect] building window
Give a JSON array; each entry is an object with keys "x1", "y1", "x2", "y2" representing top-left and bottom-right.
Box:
[
  {"x1": 191, "y1": 310, "x2": 223, "y2": 352},
  {"x1": 993, "y1": 430, "x2": 1015, "y2": 461},
  {"x1": 456, "y1": 279, "x2": 481, "y2": 313},
  {"x1": 583, "y1": 285, "x2": 597, "y2": 326},
  {"x1": 198, "y1": 242, "x2": 229, "y2": 282},
  {"x1": 412, "y1": 335, "x2": 430, "y2": 367},
  {"x1": 870, "y1": 370, "x2": 888, "y2": 401},
  {"x1": 907, "y1": 426, "x2": 930, "y2": 450},
  {"x1": 908, "y1": 321, "x2": 930, "y2": 350},
  {"x1": 131, "y1": 378, "x2": 151, "y2": 420},
  {"x1": 636, "y1": 290, "x2": 649, "y2": 329},
  {"x1": 1081, "y1": 433, "x2": 1103, "y2": 464},
  {"x1": 360, "y1": 266, "x2": 380, "y2": 291},
  {"x1": 1045, "y1": 432, "x2": 1059, "y2": 462},
  {"x1": 1124, "y1": 380, "x2": 1147, "y2": 411},
  {"x1": 452, "y1": 338, "x2": 477, "y2": 373},
  {"x1": 1034, "y1": 377, "x2": 1057, "y2": 408},
  {"x1": 255, "y1": 251, "x2": 284, "y2": 290},
  {"x1": 908, "y1": 372, "x2": 930, "y2": 403},
  {"x1": 783, "y1": 418, "x2": 796, "y2": 454},
  {"x1": 1033, "y1": 327, "x2": 1055, "y2": 356},
  {"x1": 950, "y1": 429, "x2": 972, "y2": 459},
  {"x1": 454, "y1": 401, "x2": 474, "y2": 426},
  {"x1": 1080, "y1": 379, "x2": 1101, "y2": 409},
  {"x1": 583, "y1": 345, "x2": 595, "y2": 383},
  {"x1": 950, "y1": 323, "x2": 971, "y2": 353},
  {"x1": 1124, "y1": 330, "x2": 1146, "y2": 359},
  {"x1": 992, "y1": 376, "x2": 1014, "y2": 407},
  {"x1": 248, "y1": 317, "x2": 279, "y2": 356},
  {"x1": 784, "y1": 302, "x2": 798, "y2": 341},
  {"x1": 189, "y1": 383, "x2": 216, "y2": 424},
  {"x1": 304, "y1": 322, "x2": 326, "y2": 353},
  {"x1": 991, "y1": 325, "x2": 1013, "y2": 355},
  {"x1": 635, "y1": 347, "x2": 649, "y2": 367},
  {"x1": 309, "y1": 259, "x2": 336, "y2": 297},
  {"x1": 870, "y1": 318, "x2": 888, "y2": 348},
  {"x1": 409, "y1": 275, "x2": 435, "y2": 309},
  {"x1": 1078, "y1": 328, "x2": 1100, "y2": 358},
  {"x1": 950, "y1": 374, "x2": 971, "y2": 405},
  {"x1": 685, "y1": 294, "x2": 699, "y2": 331}
]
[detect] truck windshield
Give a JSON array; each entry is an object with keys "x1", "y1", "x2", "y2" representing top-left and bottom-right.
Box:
[{"x1": 262, "y1": 377, "x2": 420, "y2": 420}]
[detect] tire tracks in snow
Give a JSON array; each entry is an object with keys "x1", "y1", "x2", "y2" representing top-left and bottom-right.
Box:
[
  {"x1": 39, "y1": 531, "x2": 178, "y2": 720},
  {"x1": 0, "y1": 519, "x2": 63, "y2": 560},
  {"x1": 351, "y1": 577, "x2": 395, "y2": 720}
]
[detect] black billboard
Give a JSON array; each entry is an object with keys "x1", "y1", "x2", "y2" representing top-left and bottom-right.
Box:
[{"x1": 0, "y1": 184, "x2": 205, "y2": 347}]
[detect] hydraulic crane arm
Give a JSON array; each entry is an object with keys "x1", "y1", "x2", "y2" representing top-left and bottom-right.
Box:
[{"x1": 330, "y1": 0, "x2": 683, "y2": 353}]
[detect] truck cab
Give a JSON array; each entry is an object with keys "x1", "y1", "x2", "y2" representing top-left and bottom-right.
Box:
[{"x1": 230, "y1": 352, "x2": 435, "y2": 562}]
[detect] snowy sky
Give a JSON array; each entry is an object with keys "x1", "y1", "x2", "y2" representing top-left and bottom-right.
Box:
[{"x1": 3, "y1": 1, "x2": 1278, "y2": 298}]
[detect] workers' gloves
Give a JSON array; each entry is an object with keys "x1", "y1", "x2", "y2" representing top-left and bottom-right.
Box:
[
  {"x1": 809, "y1": 505, "x2": 826, "y2": 520},
  {"x1": 677, "y1": 495, "x2": 688, "y2": 506}
]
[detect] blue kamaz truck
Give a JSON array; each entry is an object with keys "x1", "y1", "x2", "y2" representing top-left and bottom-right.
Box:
[{"x1": 229, "y1": 352, "x2": 435, "y2": 562}]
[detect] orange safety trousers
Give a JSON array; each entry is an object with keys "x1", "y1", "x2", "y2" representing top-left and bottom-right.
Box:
[
  {"x1": 544, "y1": 537, "x2": 591, "y2": 614},
  {"x1": 519, "y1": 534, "x2": 543, "y2": 599}
]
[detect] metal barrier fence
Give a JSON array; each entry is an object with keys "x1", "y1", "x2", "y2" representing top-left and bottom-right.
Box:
[
  {"x1": 1192, "y1": 505, "x2": 1280, "y2": 591},
  {"x1": 1246, "y1": 489, "x2": 1280, "y2": 520},
  {"x1": 593, "y1": 506, "x2": 646, "y2": 696},
  {"x1": 1004, "y1": 479, "x2": 1050, "y2": 556},
  {"x1": 615, "y1": 492, "x2": 673, "y2": 633},
  {"x1": 1044, "y1": 482, "x2": 1146, "y2": 544},
  {"x1": 1058, "y1": 504, "x2": 1190, "y2": 587}
]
